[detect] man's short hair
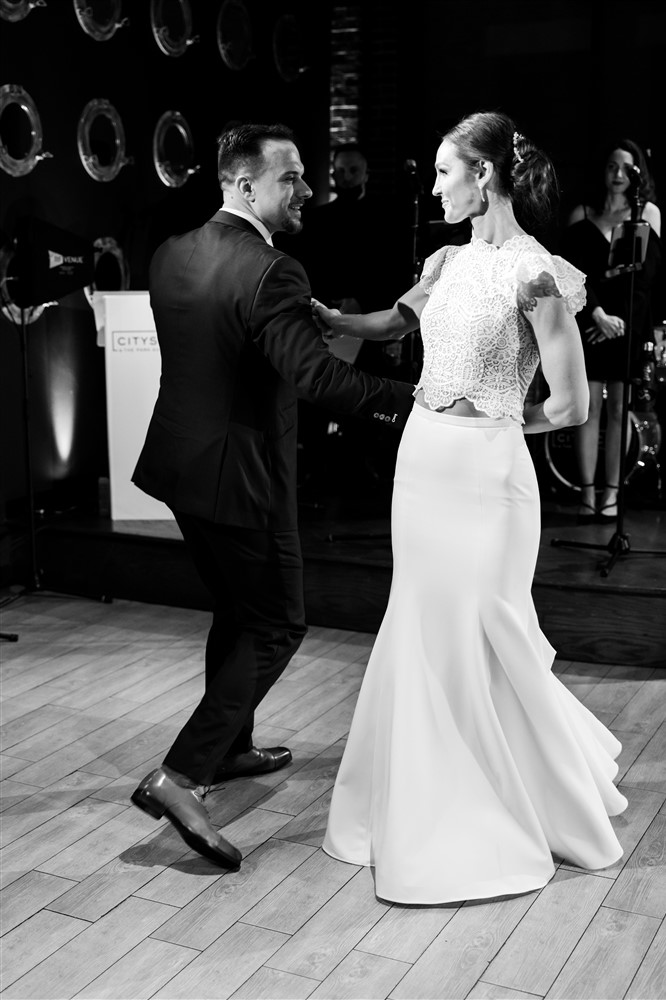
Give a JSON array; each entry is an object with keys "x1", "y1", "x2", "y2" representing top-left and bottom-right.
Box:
[{"x1": 217, "y1": 122, "x2": 296, "y2": 187}]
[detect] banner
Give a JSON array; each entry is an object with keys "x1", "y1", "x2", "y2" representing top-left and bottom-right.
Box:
[{"x1": 99, "y1": 291, "x2": 173, "y2": 520}]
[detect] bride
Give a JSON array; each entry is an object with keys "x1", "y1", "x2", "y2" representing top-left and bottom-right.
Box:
[{"x1": 314, "y1": 110, "x2": 627, "y2": 905}]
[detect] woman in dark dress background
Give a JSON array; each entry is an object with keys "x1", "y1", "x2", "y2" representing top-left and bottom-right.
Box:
[{"x1": 561, "y1": 138, "x2": 661, "y2": 521}]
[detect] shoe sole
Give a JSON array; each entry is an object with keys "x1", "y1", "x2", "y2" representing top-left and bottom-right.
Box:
[{"x1": 131, "y1": 790, "x2": 241, "y2": 870}]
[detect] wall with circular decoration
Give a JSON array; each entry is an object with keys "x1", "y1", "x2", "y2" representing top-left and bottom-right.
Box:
[{"x1": 0, "y1": 0, "x2": 332, "y2": 524}]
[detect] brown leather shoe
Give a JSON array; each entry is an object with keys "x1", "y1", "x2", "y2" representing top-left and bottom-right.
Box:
[
  {"x1": 212, "y1": 746, "x2": 292, "y2": 783},
  {"x1": 131, "y1": 768, "x2": 242, "y2": 869}
]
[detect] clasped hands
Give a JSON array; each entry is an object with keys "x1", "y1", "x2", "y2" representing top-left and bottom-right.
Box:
[{"x1": 587, "y1": 310, "x2": 625, "y2": 345}]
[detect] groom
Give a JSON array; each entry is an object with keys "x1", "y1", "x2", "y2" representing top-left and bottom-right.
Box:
[{"x1": 130, "y1": 122, "x2": 414, "y2": 869}]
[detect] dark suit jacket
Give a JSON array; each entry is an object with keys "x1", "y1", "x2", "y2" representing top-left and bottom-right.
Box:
[{"x1": 132, "y1": 210, "x2": 414, "y2": 529}]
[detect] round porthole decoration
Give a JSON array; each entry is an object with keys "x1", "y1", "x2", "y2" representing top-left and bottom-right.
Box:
[
  {"x1": 273, "y1": 13, "x2": 308, "y2": 82},
  {"x1": 73, "y1": 0, "x2": 128, "y2": 41},
  {"x1": 0, "y1": 243, "x2": 47, "y2": 325},
  {"x1": 77, "y1": 98, "x2": 131, "y2": 182},
  {"x1": 216, "y1": 0, "x2": 253, "y2": 71},
  {"x1": 0, "y1": 0, "x2": 46, "y2": 23},
  {"x1": 0, "y1": 84, "x2": 52, "y2": 177},
  {"x1": 150, "y1": 0, "x2": 197, "y2": 57},
  {"x1": 153, "y1": 110, "x2": 199, "y2": 188}
]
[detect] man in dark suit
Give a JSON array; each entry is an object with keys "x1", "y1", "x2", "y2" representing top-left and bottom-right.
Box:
[{"x1": 130, "y1": 123, "x2": 414, "y2": 869}]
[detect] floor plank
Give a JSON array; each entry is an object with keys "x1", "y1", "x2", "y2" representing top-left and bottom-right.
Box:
[
  {"x1": 0, "y1": 909, "x2": 88, "y2": 989},
  {"x1": 154, "y1": 923, "x2": 290, "y2": 1000},
  {"x1": 545, "y1": 906, "x2": 660, "y2": 999},
  {"x1": 389, "y1": 893, "x2": 537, "y2": 1000},
  {"x1": 603, "y1": 814, "x2": 666, "y2": 918},
  {"x1": 264, "y1": 866, "x2": 388, "y2": 981},
  {"x1": 624, "y1": 917, "x2": 666, "y2": 1000},
  {"x1": 73, "y1": 938, "x2": 199, "y2": 999},
  {"x1": 482, "y1": 870, "x2": 611, "y2": 995},
  {"x1": 229, "y1": 966, "x2": 319, "y2": 999},
  {"x1": 153, "y1": 839, "x2": 315, "y2": 951},
  {"x1": 0, "y1": 870, "x2": 78, "y2": 935},
  {"x1": 242, "y1": 845, "x2": 358, "y2": 934},
  {"x1": 4, "y1": 896, "x2": 178, "y2": 999},
  {"x1": 357, "y1": 902, "x2": 457, "y2": 965},
  {"x1": 309, "y1": 949, "x2": 411, "y2": 999},
  {"x1": 622, "y1": 720, "x2": 666, "y2": 794}
]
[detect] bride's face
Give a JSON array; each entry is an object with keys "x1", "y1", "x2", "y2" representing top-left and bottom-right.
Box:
[{"x1": 432, "y1": 139, "x2": 482, "y2": 223}]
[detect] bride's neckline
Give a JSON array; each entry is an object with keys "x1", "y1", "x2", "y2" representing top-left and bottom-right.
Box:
[{"x1": 470, "y1": 233, "x2": 532, "y2": 250}]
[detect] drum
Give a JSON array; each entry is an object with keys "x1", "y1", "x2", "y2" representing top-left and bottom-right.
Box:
[{"x1": 544, "y1": 411, "x2": 662, "y2": 491}]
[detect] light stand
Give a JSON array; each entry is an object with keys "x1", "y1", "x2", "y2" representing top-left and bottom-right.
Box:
[
  {"x1": 1, "y1": 219, "x2": 95, "y2": 640},
  {"x1": 0, "y1": 305, "x2": 40, "y2": 638},
  {"x1": 551, "y1": 178, "x2": 666, "y2": 576},
  {"x1": 0, "y1": 303, "x2": 46, "y2": 641}
]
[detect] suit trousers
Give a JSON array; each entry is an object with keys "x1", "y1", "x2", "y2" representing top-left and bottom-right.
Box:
[{"x1": 163, "y1": 511, "x2": 307, "y2": 785}]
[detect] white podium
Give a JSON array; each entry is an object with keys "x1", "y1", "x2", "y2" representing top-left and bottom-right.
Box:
[{"x1": 97, "y1": 291, "x2": 173, "y2": 520}]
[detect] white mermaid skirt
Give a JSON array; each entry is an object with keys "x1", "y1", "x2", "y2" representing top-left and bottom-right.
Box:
[{"x1": 323, "y1": 406, "x2": 627, "y2": 904}]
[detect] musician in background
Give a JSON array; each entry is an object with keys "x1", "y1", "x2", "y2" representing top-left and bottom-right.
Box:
[{"x1": 561, "y1": 138, "x2": 661, "y2": 522}]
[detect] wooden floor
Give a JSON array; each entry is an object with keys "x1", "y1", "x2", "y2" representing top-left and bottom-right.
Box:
[{"x1": 0, "y1": 594, "x2": 664, "y2": 1000}]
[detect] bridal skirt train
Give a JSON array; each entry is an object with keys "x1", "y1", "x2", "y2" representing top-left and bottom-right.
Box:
[{"x1": 323, "y1": 406, "x2": 627, "y2": 904}]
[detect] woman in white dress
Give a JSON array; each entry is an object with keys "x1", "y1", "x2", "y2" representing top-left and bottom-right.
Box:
[{"x1": 314, "y1": 111, "x2": 627, "y2": 906}]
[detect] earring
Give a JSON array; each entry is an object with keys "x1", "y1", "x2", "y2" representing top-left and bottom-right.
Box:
[{"x1": 480, "y1": 187, "x2": 486, "y2": 204}]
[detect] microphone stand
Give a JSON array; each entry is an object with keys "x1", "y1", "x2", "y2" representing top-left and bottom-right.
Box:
[
  {"x1": 550, "y1": 177, "x2": 666, "y2": 576},
  {"x1": 404, "y1": 159, "x2": 424, "y2": 378}
]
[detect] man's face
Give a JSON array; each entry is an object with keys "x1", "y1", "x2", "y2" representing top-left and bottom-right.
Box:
[
  {"x1": 332, "y1": 151, "x2": 368, "y2": 193},
  {"x1": 250, "y1": 140, "x2": 312, "y2": 234}
]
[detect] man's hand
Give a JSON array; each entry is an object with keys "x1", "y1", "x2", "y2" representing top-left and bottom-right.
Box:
[{"x1": 312, "y1": 298, "x2": 344, "y2": 341}]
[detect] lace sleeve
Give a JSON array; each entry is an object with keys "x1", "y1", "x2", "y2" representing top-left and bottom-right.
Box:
[
  {"x1": 419, "y1": 244, "x2": 461, "y2": 295},
  {"x1": 515, "y1": 252, "x2": 587, "y2": 315}
]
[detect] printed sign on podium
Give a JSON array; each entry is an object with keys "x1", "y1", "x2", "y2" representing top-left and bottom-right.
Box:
[{"x1": 99, "y1": 291, "x2": 173, "y2": 520}]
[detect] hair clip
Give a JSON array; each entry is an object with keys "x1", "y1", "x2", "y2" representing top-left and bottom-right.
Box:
[{"x1": 513, "y1": 131, "x2": 524, "y2": 164}]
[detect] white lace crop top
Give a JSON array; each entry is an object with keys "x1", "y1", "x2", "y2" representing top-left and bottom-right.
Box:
[{"x1": 414, "y1": 234, "x2": 586, "y2": 422}]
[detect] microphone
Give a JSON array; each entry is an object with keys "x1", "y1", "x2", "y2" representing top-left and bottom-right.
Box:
[{"x1": 404, "y1": 158, "x2": 423, "y2": 193}]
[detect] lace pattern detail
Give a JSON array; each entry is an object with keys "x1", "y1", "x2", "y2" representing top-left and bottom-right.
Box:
[
  {"x1": 420, "y1": 244, "x2": 464, "y2": 295},
  {"x1": 415, "y1": 235, "x2": 586, "y2": 422},
  {"x1": 514, "y1": 250, "x2": 586, "y2": 315}
]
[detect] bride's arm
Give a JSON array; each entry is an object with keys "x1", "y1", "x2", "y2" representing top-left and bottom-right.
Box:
[
  {"x1": 522, "y1": 294, "x2": 589, "y2": 434},
  {"x1": 313, "y1": 283, "x2": 426, "y2": 342}
]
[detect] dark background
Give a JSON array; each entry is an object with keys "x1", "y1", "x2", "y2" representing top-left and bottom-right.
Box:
[{"x1": 1, "y1": 0, "x2": 664, "y2": 586}]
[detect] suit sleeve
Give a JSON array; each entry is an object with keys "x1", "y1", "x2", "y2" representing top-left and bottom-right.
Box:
[{"x1": 249, "y1": 253, "x2": 414, "y2": 428}]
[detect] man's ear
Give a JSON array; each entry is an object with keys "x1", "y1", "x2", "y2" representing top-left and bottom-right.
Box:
[{"x1": 237, "y1": 175, "x2": 254, "y2": 201}]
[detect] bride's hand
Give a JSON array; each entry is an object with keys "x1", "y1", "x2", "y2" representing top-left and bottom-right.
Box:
[{"x1": 311, "y1": 298, "x2": 344, "y2": 341}]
